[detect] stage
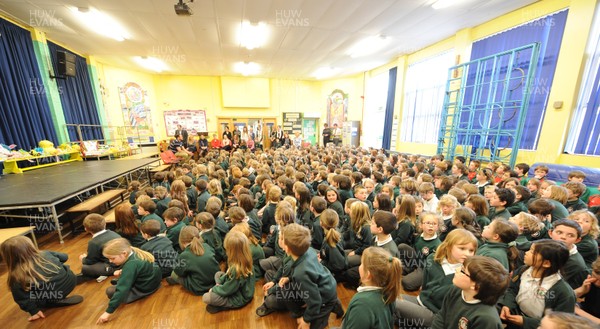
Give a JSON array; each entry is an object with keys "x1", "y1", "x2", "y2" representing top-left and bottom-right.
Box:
[{"x1": 0, "y1": 158, "x2": 159, "y2": 243}]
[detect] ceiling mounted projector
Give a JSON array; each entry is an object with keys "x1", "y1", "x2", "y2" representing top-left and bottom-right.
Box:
[{"x1": 174, "y1": 0, "x2": 193, "y2": 16}]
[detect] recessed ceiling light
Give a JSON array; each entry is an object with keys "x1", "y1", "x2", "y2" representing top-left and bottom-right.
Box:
[
  {"x1": 238, "y1": 21, "x2": 269, "y2": 50},
  {"x1": 70, "y1": 7, "x2": 130, "y2": 41},
  {"x1": 133, "y1": 56, "x2": 168, "y2": 72},
  {"x1": 234, "y1": 62, "x2": 261, "y2": 76},
  {"x1": 347, "y1": 35, "x2": 391, "y2": 58}
]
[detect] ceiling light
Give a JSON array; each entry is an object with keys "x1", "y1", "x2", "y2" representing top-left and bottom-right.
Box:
[
  {"x1": 70, "y1": 7, "x2": 130, "y2": 41},
  {"x1": 234, "y1": 62, "x2": 261, "y2": 76},
  {"x1": 347, "y1": 35, "x2": 391, "y2": 58},
  {"x1": 134, "y1": 56, "x2": 168, "y2": 72},
  {"x1": 312, "y1": 67, "x2": 339, "y2": 80},
  {"x1": 432, "y1": 0, "x2": 469, "y2": 10},
  {"x1": 238, "y1": 21, "x2": 269, "y2": 50}
]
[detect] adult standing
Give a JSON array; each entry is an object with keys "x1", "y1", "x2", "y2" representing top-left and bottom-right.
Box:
[
  {"x1": 222, "y1": 125, "x2": 232, "y2": 142},
  {"x1": 332, "y1": 123, "x2": 342, "y2": 146},
  {"x1": 322, "y1": 123, "x2": 331, "y2": 147},
  {"x1": 175, "y1": 125, "x2": 188, "y2": 147},
  {"x1": 255, "y1": 124, "x2": 263, "y2": 150}
]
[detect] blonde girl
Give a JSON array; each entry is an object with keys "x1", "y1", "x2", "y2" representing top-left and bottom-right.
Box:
[
  {"x1": 230, "y1": 222, "x2": 265, "y2": 278},
  {"x1": 170, "y1": 179, "x2": 191, "y2": 215},
  {"x1": 393, "y1": 195, "x2": 417, "y2": 246},
  {"x1": 208, "y1": 179, "x2": 225, "y2": 209},
  {"x1": 167, "y1": 226, "x2": 220, "y2": 295},
  {"x1": 344, "y1": 201, "x2": 373, "y2": 267},
  {"x1": 202, "y1": 231, "x2": 255, "y2": 313},
  {"x1": 342, "y1": 247, "x2": 403, "y2": 329},
  {"x1": 97, "y1": 238, "x2": 162, "y2": 324},
  {"x1": 499, "y1": 240, "x2": 575, "y2": 328},
  {"x1": 395, "y1": 229, "x2": 478, "y2": 327},
  {"x1": 2, "y1": 236, "x2": 83, "y2": 322},
  {"x1": 570, "y1": 210, "x2": 600, "y2": 268},
  {"x1": 437, "y1": 194, "x2": 459, "y2": 221},
  {"x1": 541, "y1": 185, "x2": 570, "y2": 222},
  {"x1": 319, "y1": 209, "x2": 347, "y2": 277}
]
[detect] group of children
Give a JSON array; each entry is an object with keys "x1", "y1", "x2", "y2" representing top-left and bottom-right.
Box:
[{"x1": 3, "y1": 145, "x2": 600, "y2": 328}]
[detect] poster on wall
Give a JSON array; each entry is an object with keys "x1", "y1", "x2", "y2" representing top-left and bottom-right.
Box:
[
  {"x1": 327, "y1": 89, "x2": 348, "y2": 127},
  {"x1": 163, "y1": 110, "x2": 208, "y2": 137},
  {"x1": 119, "y1": 82, "x2": 154, "y2": 142},
  {"x1": 283, "y1": 112, "x2": 302, "y2": 135}
]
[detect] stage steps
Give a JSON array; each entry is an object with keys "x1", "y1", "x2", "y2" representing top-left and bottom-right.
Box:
[{"x1": 0, "y1": 226, "x2": 37, "y2": 247}]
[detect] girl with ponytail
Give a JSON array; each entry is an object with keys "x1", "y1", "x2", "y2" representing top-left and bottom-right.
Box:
[
  {"x1": 319, "y1": 209, "x2": 347, "y2": 278},
  {"x1": 166, "y1": 226, "x2": 220, "y2": 295},
  {"x1": 341, "y1": 246, "x2": 403, "y2": 328},
  {"x1": 96, "y1": 238, "x2": 162, "y2": 324}
]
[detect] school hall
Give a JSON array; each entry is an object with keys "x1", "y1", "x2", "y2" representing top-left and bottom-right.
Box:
[{"x1": 1, "y1": 0, "x2": 600, "y2": 328}]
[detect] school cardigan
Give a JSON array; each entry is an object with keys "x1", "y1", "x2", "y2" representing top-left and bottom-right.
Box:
[
  {"x1": 391, "y1": 220, "x2": 415, "y2": 246},
  {"x1": 140, "y1": 213, "x2": 167, "y2": 233},
  {"x1": 547, "y1": 199, "x2": 569, "y2": 222},
  {"x1": 250, "y1": 243, "x2": 266, "y2": 278},
  {"x1": 11, "y1": 251, "x2": 77, "y2": 315},
  {"x1": 343, "y1": 225, "x2": 373, "y2": 255},
  {"x1": 247, "y1": 209, "x2": 263, "y2": 241},
  {"x1": 576, "y1": 234, "x2": 599, "y2": 269},
  {"x1": 106, "y1": 253, "x2": 162, "y2": 314},
  {"x1": 561, "y1": 249, "x2": 588, "y2": 289},
  {"x1": 499, "y1": 266, "x2": 575, "y2": 329},
  {"x1": 476, "y1": 241, "x2": 510, "y2": 270},
  {"x1": 342, "y1": 288, "x2": 394, "y2": 329},
  {"x1": 565, "y1": 198, "x2": 587, "y2": 213},
  {"x1": 155, "y1": 197, "x2": 171, "y2": 218},
  {"x1": 211, "y1": 268, "x2": 255, "y2": 308},
  {"x1": 289, "y1": 248, "x2": 338, "y2": 324},
  {"x1": 264, "y1": 226, "x2": 286, "y2": 258},
  {"x1": 328, "y1": 201, "x2": 345, "y2": 220},
  {"x1": 196, "y1": 190, "x2": 210, "y2": 213},
  {"x1": 432, "y1": 286, "x2": 503, "y2": 329},
  {"x1": 413, "y1": 235, "x2": 441, "y2": 266},
  {"x1": 83, "y1": 230, "x2": 121, "y2": 265},
  {"x1": 174, "y1": 244, "x2": 220, "y2": 295},
  {"x1": 140, "y1": 236, "x2": 178, "y2": 278}
]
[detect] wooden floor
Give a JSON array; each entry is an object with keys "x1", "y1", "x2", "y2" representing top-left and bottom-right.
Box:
[{"x1": 0, "y1": 232, "x2": 356, "y2": 329}]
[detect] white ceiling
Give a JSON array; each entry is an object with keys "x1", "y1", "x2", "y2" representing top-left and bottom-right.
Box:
[{"x1": 0, "y1": 0, "x2": 538, "y2": 80}]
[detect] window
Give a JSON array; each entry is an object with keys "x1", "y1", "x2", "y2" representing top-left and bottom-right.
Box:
[{"x1": 400, "y1": 51, "x2": 455, "y2": 144}]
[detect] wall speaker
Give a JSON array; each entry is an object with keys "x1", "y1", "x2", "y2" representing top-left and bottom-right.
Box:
[{"x1": 57, "y1": 50, "x2": 76, "y2": 77}]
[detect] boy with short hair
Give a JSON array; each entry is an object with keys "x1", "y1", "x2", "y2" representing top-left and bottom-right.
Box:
[
  {"x1": 550, "y1": 219, "x2": 588, "y2": 289},
  {"x1": 257, "y1": 224, "x2": 342, "y2": 328},
  {"x1": 563, "y1": 181, "x2": 588, "y2": 213},
  {"x1": 533, "y1": 165, "x2": 549, "y2": 181},
  {"x1": 154, "y1": 186, "x2": 171, "y2": 218},
  {"x1": 432, "y1": 256, "x2": 509, "y2": 329},
  {"x1": 182, "y1": 175, "x2": 197, "y2": 213},
  {"x1": 515, "y1": 163, "x2": 530, "y2": 186},
  {"x1": 77, "y1": 214, "x2": 121, "y2": 282},
  {"x1": 140, "y1": 219, "x2": 178, "y2": 278},
  {"x1": 354, "y1": 185, "x2": 373, "y2": 213},
  {"x1": 262, "y1": 186, "x2": 281, "y2": 235},
  {"x1": 309, "y1": 196, "x2": 327, "y2": 250},
  {"x1": 568, "y1": 170, "x2": 593, "y2": 203},
  {"x1": 138, "y1": 199, "x2": 167, "y2": 233},
  {"x1": 370, "y1": 211, "x2": 400, "y2": 257},
  {"x1": 418, "y1": 182, "x2": 439, "y2": 213},
  {"x1": 163, "y1": 207, "x2": 186, "y2": 252},
  {"x1": 467, "y1": 160, "x2": 481, "y2": 183},
  {"x1": 488, "y1": 188, "x2": 515, "y2": 220},
  {"x1": 195, "y1": 179, "x2": 210, "y2": 213}
]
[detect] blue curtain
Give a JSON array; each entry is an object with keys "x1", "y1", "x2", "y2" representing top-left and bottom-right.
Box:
[
  {"x1": 382, "y1": 67, "x2": 397, "y2": 150},
  {"x1": 574, "y1": 63, "x2": 600, "y2": 155},
  {"x1": 47, "y1": 41, "x2": 103, "y2": 142},
  {"x1": 0, "y1": 18, "x2": 58, "y2": 150},
  {"x1": 464, "y1": 10, "x2": 568, "y2": 150}
]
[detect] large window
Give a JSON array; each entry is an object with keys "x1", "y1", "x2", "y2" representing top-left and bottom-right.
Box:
[
  {"x1": 363, "y1": 71, "x2": 389, "y2": 149},
  {"x1": 400, "y1": 51, "x2": 455, "y2": 144},
  {"x1": 565, "y1": 4, "x2": 600, "y2": 156}
]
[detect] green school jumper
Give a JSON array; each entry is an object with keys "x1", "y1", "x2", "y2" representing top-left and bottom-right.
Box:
[
  {"x1": 166, "y1": 221, "x2": 186, "y2": 252},
  {"x1": 565, "y1": 198, "x2": 588, "y2": 213},
  {"x1": 201, "y1": 229, "x2": 225, "y2": 262},
  {"x1": 83, "y1": 230, "x2": 121, "y2": 265},
  {"x1": 141, "y1": 213, "x2": 166, "y2": 233},
  {"x1": 211, "y1": 268, "x2": 256, "y2": 308},
  {"x1": 432, "y1": 286, "x2": 503, "y2": 329},
  {"x1": 174, "y1": 244, "x2": 220, "y2": 295},
  {"x1": 499, "y1": 266, "x2": 576, "y2": 329},
  {"x1": 320, "y1": 240, "x2": 348, "y2": 275},
  {"x1": 11, "y1": 251, "x2": 77, "y2": 315},
  {"x1": 250, "y1": 243, "x2": 266, "y2": 278},
  {"x1": 289, "y1": 248, "x2": 338, "y2": 324},
  {"x1": 155, "y1": 197, "x2": 171, "y2": 218},
  {"x1": 140, "y1": 236, "x2": 178, "y2": 278},
  {"x1": 106, "y1": 253, "x2": 162, "y2": 314},
  {"x1": 418, "y1": 254, "x2": 455, "y2": 313},
  {"x1": 475, "y1": 215, "x2": 491, "y2": 228},
  {"x1": 342, "y1": 288, "x2": 394, "y2": 329},
  {"x1": 328, "y1": 201, "x2": 345, "y2": 220},
  {"x1": 561, "y1": 249, "x2": 589, "y2": 289},
  {"x1": 413, "y1": 235, "x2": 441, "y2": 265},
  {"x1": 576, "y1": 234, "x2": 599, "y2": 269},
  {"x1": 476, "y1": 241, "x2": 510, "y2": 270},
  {"x1": 196, "y1": 190, "x2": 210, "y2": 213}
]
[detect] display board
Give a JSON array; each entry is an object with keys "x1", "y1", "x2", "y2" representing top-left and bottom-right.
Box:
[
  {"x1": 164, "y1": 110, "x2": 208, "y2": 136},
  {"x1": 283, "y1": 112, "x2": 302, "y2": 135}
]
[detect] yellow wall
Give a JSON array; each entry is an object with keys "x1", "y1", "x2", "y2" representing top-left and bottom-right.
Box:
[{"x1": 390, "y1": 0, "x2": 600, "y2": 167}]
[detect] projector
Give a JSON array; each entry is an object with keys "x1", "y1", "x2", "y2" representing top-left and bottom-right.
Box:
[{"x1": 174, "y1": 0, "x2": 193, "y2": 16}]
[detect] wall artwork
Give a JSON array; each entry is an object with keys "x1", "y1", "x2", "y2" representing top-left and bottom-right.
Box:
[
  {"x1": 163, "y1": 110, "x2": 208, "y2": 136},
  {"x1": 118, "y1": 82, "x2": 154, "y2": 142},
  {"x1": 327, "y1": 89, "x2": 348, "y2": 126}
]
